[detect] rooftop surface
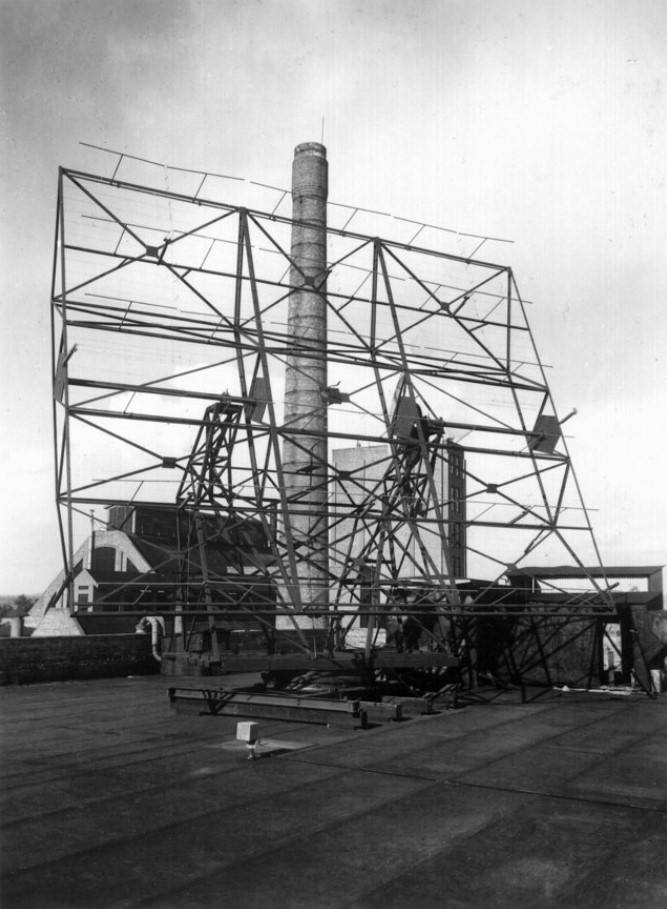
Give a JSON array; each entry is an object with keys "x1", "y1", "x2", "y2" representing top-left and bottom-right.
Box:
[{"x1": 1, "y1": 676, "x2": 666, "y2": 909}]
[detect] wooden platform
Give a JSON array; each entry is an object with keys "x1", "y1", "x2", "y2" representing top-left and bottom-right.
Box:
[{"x1": 1, "y1": 676, "x2": 666, "y2": 908}]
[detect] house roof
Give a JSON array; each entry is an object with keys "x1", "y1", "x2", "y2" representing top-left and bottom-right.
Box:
[{"x1": 507, "y1": 566, "x2": 663, "y2": 581}]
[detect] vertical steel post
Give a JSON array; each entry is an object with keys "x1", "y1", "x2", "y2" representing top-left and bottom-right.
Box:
[
  {"x1": 283, "y1": 143, "x2": 329, "y2": 620},
  {"x1": 57, "y1": 169, "x2": 76, "y2": 611}
]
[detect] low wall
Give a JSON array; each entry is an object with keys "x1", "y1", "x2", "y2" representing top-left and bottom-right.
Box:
[{"x1": 0, "y1": 634, "x2": 160, "y2": 685}]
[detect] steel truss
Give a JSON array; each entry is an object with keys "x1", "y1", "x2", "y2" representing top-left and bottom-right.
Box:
[{"x1": 50, "y1": 164, "x2": 635, "y2": 691}]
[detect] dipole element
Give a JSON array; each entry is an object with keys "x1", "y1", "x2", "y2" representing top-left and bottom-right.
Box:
[{"x1": 283, "y1": 143, "x2": 329, "y2": 618}]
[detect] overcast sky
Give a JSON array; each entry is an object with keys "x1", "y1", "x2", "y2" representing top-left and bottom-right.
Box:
[{"x1": 1, "y1": 0, "x2": 666, "y2": 594}]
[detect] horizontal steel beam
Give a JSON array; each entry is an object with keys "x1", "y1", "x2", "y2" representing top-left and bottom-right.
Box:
[
  {"x1": 69, "y1": 378, "x2": 249, "y2": 407},
  {"x1": 168, "y1": 686, "x2": 366, "y2": 727},
  {"x1": 62, "y1": 167, "x2": 510, "y2": 271},
  {"x1": 164, "y1": 651, "x2": 459, "y2": 673}
]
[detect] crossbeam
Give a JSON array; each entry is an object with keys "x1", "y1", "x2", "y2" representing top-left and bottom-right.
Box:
[{"x1": 168, "y1": 686, "x2": 367, "y2": 727}]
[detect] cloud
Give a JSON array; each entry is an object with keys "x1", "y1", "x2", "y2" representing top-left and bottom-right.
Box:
[{"x1": 2, "y1": 0, "x2": 667, "y2": 590}]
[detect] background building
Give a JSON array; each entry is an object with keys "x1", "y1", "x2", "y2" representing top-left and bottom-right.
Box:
[{"x1": 330, "y1": 442, "x2": 466, "y2": 643}]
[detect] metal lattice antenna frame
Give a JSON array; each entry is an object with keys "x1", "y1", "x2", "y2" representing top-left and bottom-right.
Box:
[{"x1": 50, "y1": 166, "x2": 618, "y2": 664}]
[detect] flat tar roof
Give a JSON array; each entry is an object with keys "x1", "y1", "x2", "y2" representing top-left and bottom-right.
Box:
[
  {"x1": 510, "y1": 565, "x2": 664, "y2": 581},
  {"x1": 1, "y1": 676, "x2": 666, "y2": 908}
]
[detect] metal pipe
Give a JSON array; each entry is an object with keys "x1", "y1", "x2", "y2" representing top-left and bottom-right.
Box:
[
  {"x1": 135, "y1": 615, "x2": 165, "y2": 662},
  {"x1": 282, "y1": 143, "x2": 329, "y2": 620}
]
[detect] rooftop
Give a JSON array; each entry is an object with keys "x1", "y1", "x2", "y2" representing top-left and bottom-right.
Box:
[
  {"x1": 1, "y1": 676, "x2": 666, "y2": 908},
  {"x1": 510, "y1": 565, "x2": 664, "y2": 581}
]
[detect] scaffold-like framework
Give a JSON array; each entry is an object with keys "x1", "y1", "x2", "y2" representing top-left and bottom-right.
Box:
[{"x1": 50, "y1": 153, "x2": 640, "y2": 693}]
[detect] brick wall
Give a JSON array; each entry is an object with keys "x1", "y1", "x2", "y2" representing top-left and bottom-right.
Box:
[{"x1": 0, "y1": 635, "x2": 160, "y2": 685}]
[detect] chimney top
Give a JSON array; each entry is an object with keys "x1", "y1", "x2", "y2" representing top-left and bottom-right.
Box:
[{"x1": 294, "y1": 142, "x2": 327, "y2": 158}]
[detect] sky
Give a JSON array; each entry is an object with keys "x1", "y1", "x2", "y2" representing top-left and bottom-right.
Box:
[{"x1": 1, "y1": 0, "x2": 666, "y2": 595}]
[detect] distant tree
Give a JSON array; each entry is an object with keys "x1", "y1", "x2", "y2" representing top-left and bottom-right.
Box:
[{"x1": 12, "y1": 595, "x2": 35, "y2": 617}]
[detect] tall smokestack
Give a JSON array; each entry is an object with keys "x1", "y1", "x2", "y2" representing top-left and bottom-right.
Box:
[{"x1": 283, "y1": 142, "x2": 329, "y2": 618}]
